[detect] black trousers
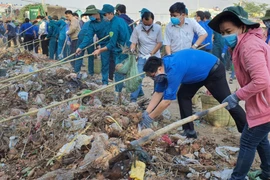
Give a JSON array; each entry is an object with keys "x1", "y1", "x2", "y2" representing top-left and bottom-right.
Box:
[
  {"x1": 177, "y1": 62, "x2": 247, "y2": 133},
  {"x1": 7, "y1": 35, "x2": 17, "y2": 47},
  {"x1": 40, "y1": 34, "x2": 49, "y2": 56},
  {"x1": 109, "y1": 51, "x2": 115, "y2": 80},
  {"x1": 70, "y1": 39, "x2": 78, "y2": 68},
  {"x1": 34, "y1": 38, "x2": 39, "y2": 53},
  {"x1": 24, "y1": 34, "x2": 34, "y2": 51}
]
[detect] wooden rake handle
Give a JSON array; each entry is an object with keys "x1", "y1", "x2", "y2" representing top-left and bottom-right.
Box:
[{"x1": 130, "y1": 102, "x2": 228, "y2": 147}]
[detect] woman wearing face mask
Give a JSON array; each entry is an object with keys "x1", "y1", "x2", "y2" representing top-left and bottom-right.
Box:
[{"x1": 209, "y1": 6, "x2": 270, "y2": 180}]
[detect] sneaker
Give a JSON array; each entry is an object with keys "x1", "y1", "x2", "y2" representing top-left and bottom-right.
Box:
[
  {"x1": 101, "y1": 84, "x2": 108, "y2": 88},
  {"x1": 181, "y1": 129, "x2": 198, "y2": 139}
]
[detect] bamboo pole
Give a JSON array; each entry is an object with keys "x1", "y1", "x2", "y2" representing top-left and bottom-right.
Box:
[
  {"x1": 130, "y1": 103, "x2": 228, "y2": 147},
  {"x1": 0, "y1": 19, "x2": 140, "y2": 84},
  {"x1": 0, "y1": 72, "x2": 145, "y2": 123}
]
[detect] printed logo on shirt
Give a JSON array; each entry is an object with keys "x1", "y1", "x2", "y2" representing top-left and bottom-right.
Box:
[{"x1": 109, "y1": 31, "x2": 114, "y2": 37}]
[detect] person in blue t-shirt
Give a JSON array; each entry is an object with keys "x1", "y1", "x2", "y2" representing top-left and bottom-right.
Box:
[
  {"x1": 140, "y1": 49, "x2": 247, "y2": 138},
  {"x1": 193, "y1": 11, "x2": 208, "y2": 51},
  {"x1": 203, "y1": 11, "x2": 213, "y2": 52},
  {"x1": 20, "y1": 18, "x2": 34, "y2": 51}
]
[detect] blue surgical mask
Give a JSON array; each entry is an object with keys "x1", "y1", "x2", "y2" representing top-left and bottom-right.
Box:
[
  {"x1": 223, "y1": 34, "x2": 238, "y2": 48},
  {"x1": 89, "y1": 16, "x2": 96, "y2": 21},
  {"x1": 103, "y1": 16, "x2": 109, "y2": 22},
  {"x1": 171, "y1": 17, "x2": 180, "y2": 25}
]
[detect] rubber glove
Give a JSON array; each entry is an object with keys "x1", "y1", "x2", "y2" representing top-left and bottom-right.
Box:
[
  {"x1": 222, "y1": 93, "x2": 240, "y2": 110},
  {"x1": 139, "y1": 111, "x2": 153, "y2": 129}
]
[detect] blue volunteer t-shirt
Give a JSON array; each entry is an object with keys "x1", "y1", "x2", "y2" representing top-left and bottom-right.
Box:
[{"x1": 155, "y1": 49, "x2": 217, "y2": 100}]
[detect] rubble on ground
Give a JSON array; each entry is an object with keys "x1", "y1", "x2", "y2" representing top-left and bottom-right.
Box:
[{"x1": 0, "y1": 50, "x2": 243, "y2": 180}]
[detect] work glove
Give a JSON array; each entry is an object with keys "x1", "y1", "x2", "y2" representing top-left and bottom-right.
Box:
[
  {"x1": 143, "y1": 54, "x2": 151, "y2": 60},
  {"x1": 139, "y1": 111, "x2": 153, "y2": 129},
  {"x1": 222, "y1": 93, "x2": 240, "y2": 110},
  {"x1": 67, "y1": 40, "x2": 71, "y2": 46},
  {"x1": 221, "y1": 53, "x2": 225, "y2": 59}
]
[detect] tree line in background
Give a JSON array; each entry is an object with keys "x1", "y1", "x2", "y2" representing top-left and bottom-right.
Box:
[{"x1": 233, "y1": 0, "x2": 269, "y2": 18}]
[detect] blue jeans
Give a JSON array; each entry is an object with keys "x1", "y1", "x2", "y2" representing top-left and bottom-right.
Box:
[
  {"x1": 130, "y1": 57, "x2": 146, "y2": 102},
  {"x1": 230, "y1": 123, "x2": 270, "y2": 180},
  {"x1": 114, "y1": 53, "x2": 128, "y2": 92},
  {"x1": 230, "y1": 69, "x2": 235, "y2": 79},
  {"x1": 70, "y1": 39, "x2": 78, "y2": 69}
]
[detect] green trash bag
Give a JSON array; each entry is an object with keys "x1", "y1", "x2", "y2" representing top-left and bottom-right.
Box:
[
  {"x1": 115, "y1": 55, "x2": 133, "y2": 74},
  {"x1": 115, "y1": 54, "x2": 142, "y2": 93}
]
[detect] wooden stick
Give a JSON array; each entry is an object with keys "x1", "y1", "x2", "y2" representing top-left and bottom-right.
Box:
[
  {"x1": 0, "y1": 19, "x2": 140, "y2": 84},
  {"x1": 130, "y1": 103, "x2": 228, "y2": 147}
]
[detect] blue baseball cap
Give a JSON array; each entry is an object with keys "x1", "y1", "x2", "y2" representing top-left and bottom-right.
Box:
[{"x1": 100, "y1": 4, "x2": 114, "y2": 14}]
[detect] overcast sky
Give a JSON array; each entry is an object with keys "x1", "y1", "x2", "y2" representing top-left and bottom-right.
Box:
[{"x1": 5, "y1": 0, "x2": 270, "y2": 21}]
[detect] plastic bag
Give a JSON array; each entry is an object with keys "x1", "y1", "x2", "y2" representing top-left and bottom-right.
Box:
[{"x1": 126, "y1": 55, "x2": 142, "y2": 93}]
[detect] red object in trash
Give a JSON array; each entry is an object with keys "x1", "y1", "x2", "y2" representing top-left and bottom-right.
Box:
[
  {"x1": 70, "y1": 103, "x2": 80, "y2": 111},
  {"x1": 206, "y1": 90, "x2": 212, "y2": 96},
  {"x1": 161, "y1": 134, "x2": 173, "y2": 145}
]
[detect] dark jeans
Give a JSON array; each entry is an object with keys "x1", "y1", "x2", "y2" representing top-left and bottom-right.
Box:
[
  {"x1": 177, "y1": 62, "x2": 247, "y2": 132},
  {"x1": 70, "y1": 39, "x2": 78, "y2": 69},
  {"x1": 24, "y1": 34, "x2": 34, "y2": 51},
  {"x1": 34, "y1": 38, "x2": 39, "y2": 53},
  {"x1": 230, "y1": 123, "x2": 270, "y2": 180},
  {"x1": 109, "y1": 51, "x2": 115, "y2": 80},
  {"x1": 7, "y1": 35, "x2": 17, "y2": 47},
  {"x1": 40, "y1": 34, "x2": 49, "y2": 56}
]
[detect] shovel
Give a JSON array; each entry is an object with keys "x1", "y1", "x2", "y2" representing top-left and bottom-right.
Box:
[{"x1": 130, "y1": 102, "x2": 228, "y2": 148}]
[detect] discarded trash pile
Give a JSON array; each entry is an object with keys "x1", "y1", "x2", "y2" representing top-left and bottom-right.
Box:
[
  {"x1": 0, "y1": 67, "x2": 114, "y2": 116},
  {"x1": 0, "y1": 65, "x2": 242, "y2": 179},
  {"x1": 0, "y1": 49, "x2": 48, "y2": 65},
  {"x1": 0, "y1": 98, "x2": 241, "y2": 179}
]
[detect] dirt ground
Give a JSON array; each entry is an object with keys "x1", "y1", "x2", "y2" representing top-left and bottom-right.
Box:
[{"x1": 141, "y1": 71, "x2": 269, "y2": 170}]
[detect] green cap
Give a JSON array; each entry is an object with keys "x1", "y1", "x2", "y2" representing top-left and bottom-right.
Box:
[
  {"x1": 209, "y1": 6, "x2": 260, "y2": 33},
  {"x1": 100, "y1": 4, "x2": 114, "y2": 14},
  {"x1": 261, "y1": 9, "x2": 270, "y2": 21},
  {"x1": 83, "y1": 5, "x2": 99, "y2": 15},
  {"x1": 185, "y1": 8, "x2": 188, "y2": 15},
  {"x1": 115, "y1": 4, "x2": 122, "y2": 10},
  {"x1": 139, "y1": 8, "x2": 150, "y2": 17}
]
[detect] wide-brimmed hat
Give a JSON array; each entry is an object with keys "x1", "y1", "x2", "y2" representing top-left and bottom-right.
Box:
[
  {"x1": 83, "y1": 5, "x2": 99, "y2": 15},
  {"x1": 208, "y1": 6, "x2": 260, "y2": 33},
  {"x1": 261, "y1": 9, "x2": 270, "y2": 21},
  {"x1": 100, "y1": 4, "x2": 114, "y2": 14}
]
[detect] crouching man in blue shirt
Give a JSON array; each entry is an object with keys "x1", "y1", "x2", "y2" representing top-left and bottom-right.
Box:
[{"x1": 140, "y1": 49, "x2": 247, "y2": 138}]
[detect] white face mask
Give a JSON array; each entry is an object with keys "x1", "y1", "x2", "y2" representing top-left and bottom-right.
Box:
[
  {"x1": 82, "y1": 17, "x2": 89, "y2": 22},
  {"x1": 142, "y1": 24, "x2": 153, "y2": 31}
]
